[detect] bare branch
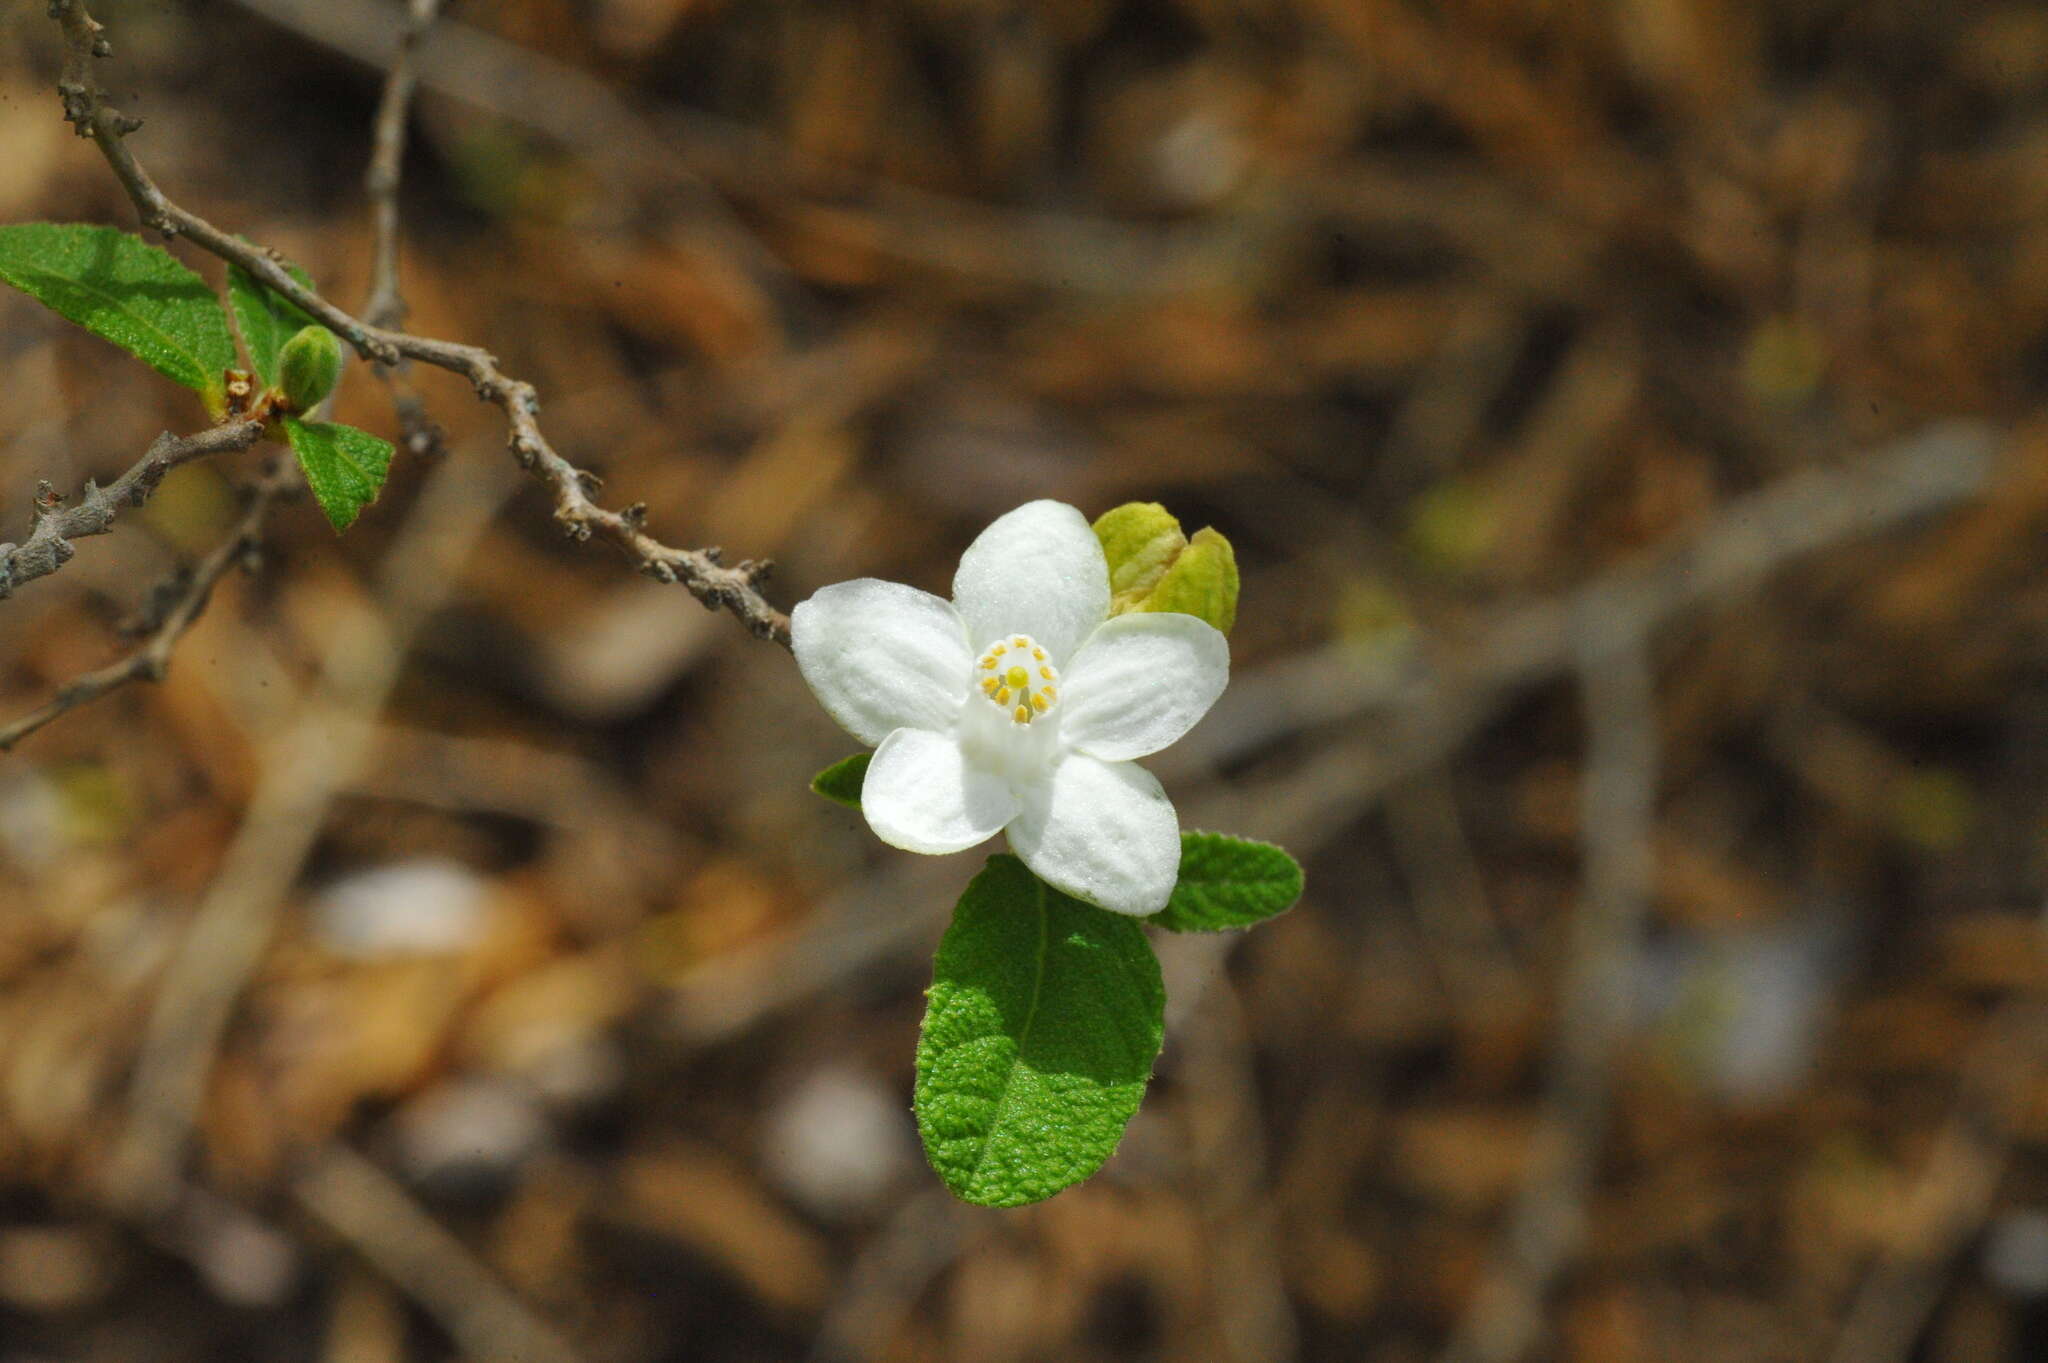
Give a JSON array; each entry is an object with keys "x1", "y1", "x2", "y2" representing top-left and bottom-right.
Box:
[
  {"x1": 0, "y1": 458, "x2": 293, "y2": 750},
  {"x1": 106, "y1": 446, "x2": 515, "y2": 1214},
  {"x1": 361, "y1": 0, "x2": 440, "y2": 332},
  {"x1": 0, "y1": 420, "x2": 266, "y2": 599},
  {"x1": 48, "y1": 0, "x2": 790, "y2": 646},
  {"x1": 1438, "y1": 630, "x2": 1660, "y2": 1363},
  {"x1": 359, "y1": 0, "x2": 445, "y2": 458},
  {"x1": 292, "y1": 1143, "x2": 586, "y2": 1363},
  {"x1": 1177, "y1": 420, "x2": 2002, "y2": 840}
]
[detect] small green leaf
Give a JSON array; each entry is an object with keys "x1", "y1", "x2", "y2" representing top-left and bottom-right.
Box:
[
  {"x1": 1141, "y1": 526, "x2": 1238, "y2": 635},
  {"x1": 227, "y1": 259, "x2": 319, "y2": 386},
  {"x1": 283, "y1": 418, "x2": 394, "y2": 531},
  {"x1": 0, "y1": 223, "x2": 235, "y2": 407},
  {"x1": 1093, "y1": 502, "x2": 1239, "y2": 635},
  {"x1": 810, "y1": 752, "x2": 871, "y2": 808},
  {"x1": 1151, "y1": 832, "x2": 1303, "y2": 932},
  {"x1": 1094, "y1": 502, "x2": 1186, "y2": 613},
  {"x1": 916, "y1": 856, "x2": 1164, "y2": 1208}
]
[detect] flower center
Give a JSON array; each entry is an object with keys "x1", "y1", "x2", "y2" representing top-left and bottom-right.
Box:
[{"x1": 974, "y1": 635, "x2": 1059, "y2": 725}]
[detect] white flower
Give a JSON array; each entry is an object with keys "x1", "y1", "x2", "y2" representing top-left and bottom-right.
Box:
[{"x1": 793, "y1": 500, "x2": 1228, "y2": 916}]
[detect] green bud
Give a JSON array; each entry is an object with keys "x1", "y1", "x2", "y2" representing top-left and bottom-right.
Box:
[
  {"x1": 277, "y1": 324, "x2": 343, "y2": 412},
  {"x1": 1092, "y1": 502, "x2": 1239, "y2": 635}
]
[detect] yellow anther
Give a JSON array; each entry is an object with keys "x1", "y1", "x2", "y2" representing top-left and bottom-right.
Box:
[
  {"x1": 1013, "y1": 636, "x2": 1027, "y2": 647},
  {"x1": 981, "y1": 676, "x2": 1000, "y2": 694},
  {"x1": 1042, "y1": 686, "x2": 1056, "y2": 703},
  {"x1": 1031, "y1": 693, "x2": 1049, "y2": 712},
  {"x1": 980, "y1": 657, "x2": 997, "y2": 669},
  {"x1": 1013, "y1": 704, "x2": 1031, "y2": 723},
  {"x1": 1039, "y1": 666, "x2": 1053, "y2": 680},
  {"x1": 996, "y1": 687, "x2": 1012, "y2": 705},
  {"x1": 1032, "y1": 647, "x2": 1045, "y2": 660},
  {"x1": 1005, "y1": 666, "x2": 1029, "y2": 688}
]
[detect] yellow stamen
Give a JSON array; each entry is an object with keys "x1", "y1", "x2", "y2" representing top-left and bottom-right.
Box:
[
  {"x1": 996, "y1": 688, "x2": 1011, "y2": 705},
  {"x1": 981, "y1": 677, "x2": 1000, "y2": 694},
  {"x1": 980, "y1": 657, "x2": 997, "y2": 669},
  {"x1": 1013, "y1": 704, "x2": 1031, "y2": 723},
  {"x1": 1013, "y1": 636, "x2": 1027, "y2": 647},
  {"x1": 1042, "y1": 686, "x2": 1056, "y2": 703},
  {"x1": 1031, "y1": 693, "x2": 1049, "y2": 712},
  {"x1": 1032, "y1": 647, "x2": 1045, "y2": 660},
  {"x1": 1039, "y1": 666, "x2": 1053, "y2": 680}
]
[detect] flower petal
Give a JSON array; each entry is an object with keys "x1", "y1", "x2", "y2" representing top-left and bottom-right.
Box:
[
  {"x1": 793, "y1": 580, "x2": 972, "y2": 745},
  {"x1": 1008, "y1": 753, "x2": 1179, "y2": 916},
  {"x1": 951, "y1": 500, "x2": 1110, "y2": 663},
  {"x1": 864, "y1": 727, "x2": 1019, "y2": 854},
  {"x1": 1058, "y1": 612, "x2": 1229, "y2": 761}
]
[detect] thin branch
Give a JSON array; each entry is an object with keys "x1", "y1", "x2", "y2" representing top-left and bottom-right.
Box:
[
  {"x1": 49, "y1": 0, "x2": 790, "y2": 646},
  {"x1": 1438, "y1": 629, "x2": 1659, "y2": 1363},
  {"x1": 292, "y1": 1142, "x2": 586, "y2": 1363},
  {"x1": 359, "y1": 0, "x2": 444, "y2": 457},
  {"x1": 0, "y1": 458, "x2": 293, "y2": 750},
  {"x1": 1177, "y1": 420, "x2": 2001, "y2": 839},
  {"x1": 105, "y1": 444, "x2": 515, "y2": 1214},
  {"x1": 361, "y1": 0, "x2": 439, "y2": 331},
  {"x1": 0, "y1": 420, "x2": 265, "y2": 599}
]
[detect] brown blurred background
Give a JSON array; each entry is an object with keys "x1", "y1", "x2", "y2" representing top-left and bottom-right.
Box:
[{"x1": 2, "y1": 0, "x2": 2047, "y2": 1359}]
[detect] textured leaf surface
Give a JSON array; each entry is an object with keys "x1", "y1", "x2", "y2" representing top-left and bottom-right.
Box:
[
  {"x1": 1093, "y1": 501, "x2": 1186, "y2": 613},
  {"x1": 916, "y1": 855, "x2": 1164, "y2": 1208},
  {"x1": 0, "y1": 223, "x2": 234, "y2": 403},
  {"x1": 228, "y1": 259, "x2": 319, "y2": 385},
  {"x1": 810, "y1": 752, "x2": 871, "y2": 808},
  {"x1": 1139, "y1": 526, "x2": 1238, "y2": 635},
  {"x1": 1151, "y1": 831, "x2": 1303, "y2": 932},
  {"x1": 284, "y1": 419, "x2": 394, "y2": 532}
]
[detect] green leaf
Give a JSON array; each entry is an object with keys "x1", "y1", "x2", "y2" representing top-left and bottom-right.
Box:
[
  {"x1": 810, "y1": 752, "x2": 871, "y2": 808},
  {"x1": 283, "y1": 418, "x2": 394, "y2": 532},
  {"x1": 1151, "y1": 832, "x2": 1303, "y2": 932},
  {"x1": 916, "y1": 855, "x2": 1165, "y2": 1208},
  {"x1": 1140, "y1": 526, "x2": 1238, "y2": 636},
  {"x1": 1092, "y1": 502, "x2": 1239, "y2": 635},
  {"x1": 0, "y1": 223, "x2": 235, "y2": 407},
  {"x1": 1094, "y1": 502, "x2": 1186, "y2": 613},
  {"x1": 227, "y1": 259, "x2": 319, "y2": 386}
]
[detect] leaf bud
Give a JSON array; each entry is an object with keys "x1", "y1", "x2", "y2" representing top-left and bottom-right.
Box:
[{"x1": 277, "y1": 324, "x2": 343, "y2": 412}]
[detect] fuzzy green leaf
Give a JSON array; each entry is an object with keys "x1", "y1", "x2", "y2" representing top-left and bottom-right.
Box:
[
  {"x1": 810, "y1": 752, "x2": 871, "y2": 808},
  {"x1": 1150, "y1": 832, "x2": 1303, "y2": 932},
  {"x1": 283, "y1": 418, "x2": 394, "y2": 532},
  {"x1": 916, "y1": 855, "x2": 1165, "y2": 1208},
  {"x1": 0, "y1": 223, "x2": 235, "y2": 406},
  {"x1": 227, "y1": 259, "x2": 320, "y2": 386}
]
